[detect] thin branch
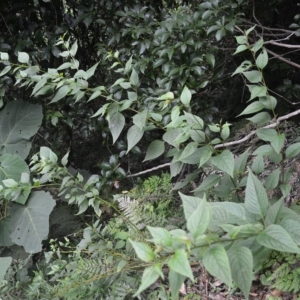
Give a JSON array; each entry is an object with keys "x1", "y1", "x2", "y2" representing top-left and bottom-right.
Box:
[
  {"x1": 127, "y1": 108, "x2": 300, "y2": 177},
  {"x1": 268, "y1": 88, "x2": 300, "y2": 106},
  {"x1": 0, "y1": 12, "x2": 12, "y2": 36},
  {"x1": 215, "y1": 108, "x2": 300, "y2": 149},
  {"x1": 264, "y1": 40, "x2": 300, "y2": 49},
  {"x1": 266, "y1": 48, "x2": 300, "y2": 69},
  {"x1": 127, "y1": 163, "x2": 171, "y2": 177}
]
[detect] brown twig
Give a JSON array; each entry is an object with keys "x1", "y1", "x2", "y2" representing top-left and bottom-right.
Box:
[{"x1": 266, "y1": 48, "x2": 300, "y2": 69}]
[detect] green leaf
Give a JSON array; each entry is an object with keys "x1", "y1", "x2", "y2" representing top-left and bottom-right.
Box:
[
  {"x1": 206, "y1": 53, "x2": 215, "y2": 67},
  {"x1": 247, "y1": 85, "x2": 267, "y2": 101},
  {"x1": 180, "y1": 86, "x2": 192, "y2": 106},
  {"x1": 133, "y1": 109, "x2": 147, "y2": 130},
  {"x1": 86, "y1": 62, "x2": 99, "y2": 79},
  {"x1": 69, "y1": 40, "x2": 78, "y2": 56},
  {"x1": 280, "y1": 219, "x2": 300, "y2": 244},
  {"x1": 233, "y1": 45, "x2": 248, "y2": 55},
  {"x1": 286, "y1": 142, "x2": 300, "y2": 158},
  {"x1": 203, "y1": 245, "x2": 232, "y2": 287},
  {"x1": 234, "y1": 149, "x2": 249, "y2": 175},
  {"x1": 256, "y1": 47, "x2": 268, "y2": 69},
  {"x1": 127, "y1": 125, "x2": 144, "y2": 153},
  {"x1": 107, "y1": 112, "x2": 125, "y2": 143},
  {"x1": 0, "y1": 219, "x2": 13, "y2": 246},
  {"x1": 235, "y1": 35, "x2": 247, "y2": 44},
  {"x1": 251, "y1": 155, "x2": 264, "y2": 174},
  {"x1": 252, "y1": 38, "x2": 264, "y2": 53},
  {"x1": 9, "y1": 191, "x2": 55, "y2": 253},
  {"x1": 179, "y1": 142, "x2": 198, "y2": 162},
  {"x1": 256, "y1": 128, "x2": 277, "y2": 142},
  {"x1": 147, "y1": 226, "x2": 172, "y2": 248},
  {"x1": 246, "y1": 112, "x2": 271, "y2": 125},
  {"x1": 169, "y1": 270, "x2": 186, "y2": 300},
  {"x1": 187, "y1": 196, "x2": 211, "y2": 238},
  {"x1": 270, "y1": 133, "x2": 285, "y2": 154},
  {"x1": 245, "y1": 169, "x2": 268, "y2": 217},
  {"x1": 198, "y1": 146, "x2": 213, "y2": 167},
  {"x1": 243, "y1": 71, "x2": 262, "y2": 83},
  {"x1": 88, "y1": 90, "x2": 101, "y2": 102},
  {"x1": 256, "y1": 224, "x2": 300, "y2": 253},
  {"x1": 180, "y1": 192, "x2": 203, "y2": 221},
  {"x1": 227, "y1": 246, "x2": 253, "y2": 299},
  {"x1": 130, "y1": 68, "x2": 139, "y2": 86},
  {"x1": 129, "y1": 240, "x2": 155, "y2": 262},
  {"x1": 0, "y1": 101, "x2": 43, "y2": 158},
  {"x1": 211, "y1": 150, "x2": 234, "y2": 177},
  {"x1": 265, "y1": 168, "x2": 280, "y2": 191},
  {"x1": 259, "y1": 95, "x2": 277, "y2": 110},
  {"x1": 265, "y1": 198, "x2": 283, "y2": 226},
  {"x1": 31, "y1": 78, "x2": 47, "y2": 96},
  {"x1": 143, "y1": 140, "x2": 165, "y2": 162},
  {"x1": 232, "y1": 61, "x2": 252, "y2": 75},
  {"x1": 18, "y1": 52, "x2": 29, "y2": 64},
  {"x1": 158, "y1": 91, "x2": 174, "y2": 101},
  {"x1": 168, "y1": 249, "x2": 193, "y2": 280},
  {"x1": 238, "y1": 101, "x2": 264, "y2": 116},
  {"x1": 0, "y1": 65, "x2": 11, "y2": 77},
  {"x1": 252, "y1": 145, "x2": 274, "y2": 156},
  {"x1": 133, "y1": 266, "x2": 160, "y2": 297},
  {"x1": 0, "y1": 257, "x2": 12, "y2": 282},
  {"x1": 50, "y1": 85, "x2": 70, "y2": 103},
  {"x1": 193, "y1": 174, "x2": 221, "y2": 192}
]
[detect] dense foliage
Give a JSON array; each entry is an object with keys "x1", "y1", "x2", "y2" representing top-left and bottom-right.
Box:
[{"x1": 1, "y1": 0, "x2": 300, "y2": 299}]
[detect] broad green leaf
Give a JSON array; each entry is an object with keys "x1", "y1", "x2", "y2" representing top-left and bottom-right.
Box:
[
  {"x1": 206, "y1": 53, "x2": 215, "y2": 67},
  {"x1": 180, "y1": 192, "x2": 204, "y2": 221},
  {"x1": 163, "y1": 128, "x2": 182, "y2": 148},
  {"x1": 203, "y1": 245, "x2": 232, "y2": 287},
  {"x1": 286, "y1": 142, "x2": 300, "y2": 158},
  {"x1": 246, "y1": 112, "x2": 270, "y2": 125},
  {"x1": 158, "y1": 91, "x2": 174, "y2": 100},
  {"x1": 199, "y1": 146, "x2": 213, "y2": 167},
  {"x1": 252, "y1": 145, "x2": 274, "y2": 156},
  {"x1": 143, "y1": 140, "x2": 165, "y2": 162},
  {"x1": 270, "y1": 133, "x2": 285, "y2": 154},
  {"x1": 251, "y1": 155, "x2": 264, "y2": 174},
  {"x1": 86, "y1": 62, "x2": 99, "y2": 79},
  {"x1": 193, "y1": 174, "x2": 221, "y2": 192},
  {"x1": 169, "y1": 270, "x2": 186, "y2": 300},
  {"x1": 279, "y1": 183, "x2": 291, "y2": 198},
  {"x1": 168, "y1": 249, "x2": 193, "y2": 280},
  {"x1": 187, "y1": 198, "x2": 211, "y2": 238},
  {"x1": 170, "y1": 161, "x2": 183, "y2": 177},
  {"x1": 238, "y1": 101, "x2": 264, "y2": 116},
  {"x1": 280, "y1": 219, "x2": 300, "y2": 244},
  {"x1": 243, "y1": 71, "x2": 262, "y2": 83},
  {"x1": 256, "y1": 128, "x2": 277, "y2": 142},
  {"x1": 256, "y1": 47, "x2": 268, "y2": 69},
  {"x1": 0, "y1": 219, "x2": 13, "y2": 246},
  {"x1": 179, "y1": 142, "x2": 198, "y2": 161},
  {"x1": 133, "y1": 266, "x2": 160, "y2": 297},
  {"x1": 265, "y1": 168, "x2": 280, "y2": 191},
  {"x1": 235, "y1": 35, "x2": 247, "y2": 44},
  {"x1": 108, "y1": 112, "x2": 125, "y2": 143},
  {"x1": 0, "y1": 65, "x2": 11, "y2": 77},
  {"x1": 233, "y1": 45, "x2": 248, "y2": 55},
  {"x1": 120, "y1": 82, "x2": 131, "y2": 89},
  {"x1": 232, "y1": 61, "x2": 252, "y2": 75},
  {"x1": 247, "y1": 85, "x2": 267, "y2": 101},
  {"x1": 265, "y1": 198, "x2": 283, "y2": 226},
  {"x1": 127, "y1": 125, "x2": 144, "y2": 153},
  {"x1": 133, "y1": 109, "x2": 148, "y2": 130},
  {"x1": 69, "y1": 40, "x2": 78, "y2": 56},
  {"x1": 129, "y1": 240, "x2": 155, "y2": 262},
  {"x1": 130, "y1": 68, "x2": 139, "y2": 86},
  {"x1": 31, "y1": 78, "x2": 47, "y2": 96},
  {"x1": 0, "y1": 257, "x2": 12, "y2": 281},
  {"x1": 234, "y1": 149, "x2": 249, "y2": 174},
  {"x1": 18, "y1": 52, "x2": 29, "y2": 64},
  {"x1": 180, "y1": 86, "x2": 192, "y2": 106},
  {"x1": 0, "y1": 101, "x2": 43, "y2": 158},
  {"x1": 0, "y1": 154, "x2": 29, "y2": 182},
  {"x1": 252, "y1": 38, "x2": 264, "y2": 53},
  {"x1": 228, "y1": 246, "x2": 253, "y2": 299},
  {"x1": 259, "y1": 95, "x2": 277, "y2": 110},
  {"x1": 147, "y1": 226, "x2": 172, "y2": 248},
  {"x1": 88, "y1": 90, "x2": 101, "y2": 102},
  {"x1": 50, "y1": 85, "x2": 69, "y2": 103},
  {"x1": 211, "y1": 150, "x2": 234, "y2": 177},
  {"x1": 184, "y1": 111, "x2": 204, "y2": 129},
  {"x1": 245, "y1": 169, "x2": 268, "y2": 217},
  {"x1": 9, "y1": 191, "x2": 55, "y2": 253},
  {"x1": 256, "y1": 224, "x2": 300, "y2": 253}
]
